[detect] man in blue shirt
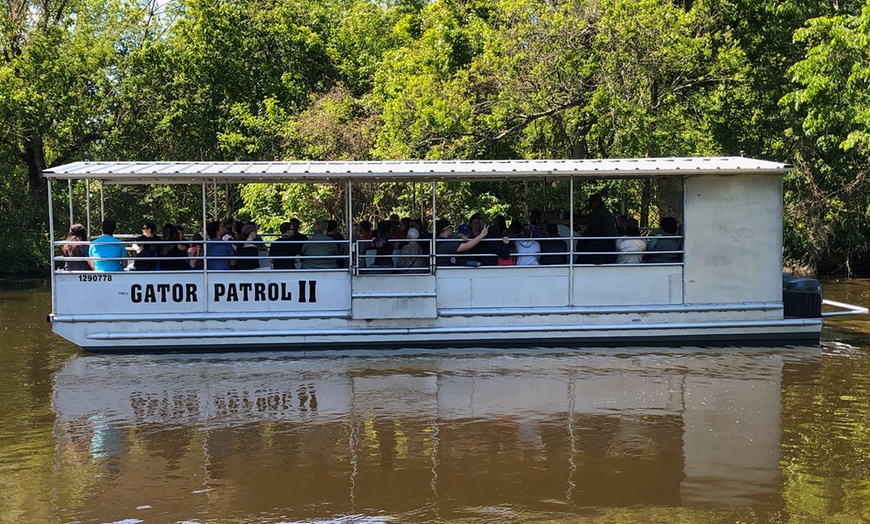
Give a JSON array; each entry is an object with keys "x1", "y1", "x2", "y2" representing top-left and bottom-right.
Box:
[
  {"x1": 88, "y1": 220, "x2": 128, "y2": 271},
  {"x1": 205, "y1": 221, "x2": 236, "y2": 270}
]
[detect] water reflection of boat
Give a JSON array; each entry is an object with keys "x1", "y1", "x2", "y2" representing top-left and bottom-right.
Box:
[{"x1": 52, "y1": 349, "x2": 817, "y2": 520}]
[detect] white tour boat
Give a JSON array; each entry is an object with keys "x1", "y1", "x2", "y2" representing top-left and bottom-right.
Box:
[{"x1": 43, "y1": 157, "x2": 866, "y2": 352}]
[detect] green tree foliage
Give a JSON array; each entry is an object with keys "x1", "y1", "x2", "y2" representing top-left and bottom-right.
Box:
[
  {"x1": 782, "y1": 3, "x2": 870, "y2": 273},
  {"x1": 3, "y1": 0, "x2": 870, "y2": 274}
]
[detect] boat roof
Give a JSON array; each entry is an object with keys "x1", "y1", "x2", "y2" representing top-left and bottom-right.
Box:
[{"x1": 42, "y1": 157, "x2": 792, "y2": 184}]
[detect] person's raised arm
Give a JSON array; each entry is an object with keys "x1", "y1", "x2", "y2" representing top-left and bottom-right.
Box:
[{"x1": 456, "y1": 223, "x2": 488, "y2": 253}]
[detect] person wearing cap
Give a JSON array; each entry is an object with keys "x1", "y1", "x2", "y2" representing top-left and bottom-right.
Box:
[
  {"x1": 234, "y1": 223, "x2": 261, "y2": 270},
  {"x1": 577, "y1": 192, "x2": 618, "y2": 237},
  {"x1": 435, "y1": 218, "x2": 488, "y2": 266},
  {"x1": 299, "y1": 220, "x2": 341, "y2": 269}
]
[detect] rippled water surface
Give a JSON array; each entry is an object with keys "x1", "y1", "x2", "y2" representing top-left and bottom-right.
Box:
[{"x1": 2, "y1": 278, "x2": 870, "y2": 523}]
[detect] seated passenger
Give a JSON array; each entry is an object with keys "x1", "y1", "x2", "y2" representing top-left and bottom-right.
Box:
[
  {"x1": 132, "y1": 221, "x2": 159, "y2": 271},
  {"x1": 205, "y1": 221, "x2": 235, "y2": 270},
  {"x1": 496, "y1": 235, "x2": 515, "y2": 265},
  {"x1": 367, "y1": 220, "x2": 395, "y2": 270},
  {"x1": 327, "y1": 219, "x2": 348, "y2": 267},
  {"x1": 235, "y1": 224, "x2": 261, "y2": 270},
  {"x1": 575, "y1": 216, "x2": 616, "y2": 264},
  {"x1": 88, "y1": 220, "x2": 127, "y2": 271},
  {"x1": 539, "y1": 223, "x2": 567, "y2": 265},
  {"x1": 62, "y1": 223, "x2": 90, "y2": 271},
  {"x1": 435, "y1": 219, "x2": 488, "y2": 266},
  {"x1": 159, "y1": 223, "x2": 190, "y2": 270},
  {"x1": 616, "y1": 217, "x2": 646, "y2": 264},
  {"x1": 645, "y1": 216, "x2": 682, "y2": 263},
  {"x1": 357, "y1": 220, "x2": 374, "y2": 268},
  {"x1": 299, "y1": 220, "x2": 340, "y2": 269},
  {"x1": 269, "y1": 221, "x2": 306, "y2": 269},
  {"x1": 243, "y1": 222, "x2": 268, "y2": 267},
  {"x1": 188, "y1": 233, "x2": 204, "y2": 269},
  {"x1": 515, "y1": 224, "x2": 541, "y2": 266},
  {"x1": 456, "y1": 224, "x2": 479, "y2": 265},
  {"x1": 396, "y1": 227, "x2": 427, "y2": 270}
]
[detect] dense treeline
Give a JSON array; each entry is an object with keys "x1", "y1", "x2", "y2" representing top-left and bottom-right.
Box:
[{"x1": 1, "y1": 0, "x2": 869, "y2": 274}]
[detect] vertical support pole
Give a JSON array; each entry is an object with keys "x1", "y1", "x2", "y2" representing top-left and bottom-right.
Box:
[
  {"x1": 569, "y1": 176, "x2": 575, "y2": 307},
  {"x1": 202, "y1": 181, "x2": 210, "y2": 312},
  {"x1": 67, "y1": 179, "x2": 73, "y2": 226},
  {"x1": 430, "y1": 179, "x2": 437, "y2": 272},
  {"x1": 99, "y1": 181, "x2": 105, "y2": 223},
  {"x1": 346, "y1": 179, "x2": 354, "y2": 272},
  {"x1": 85, "y1": 179, "x2": 91, "y2": 237},
  {"x1": 48, "y1": 179, "x2": 57, "y2": 315}
]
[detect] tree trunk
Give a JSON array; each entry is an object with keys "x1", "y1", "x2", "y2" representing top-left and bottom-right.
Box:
[{"x1": 22, "y1": 132, "x2": 46, "y2": 195}]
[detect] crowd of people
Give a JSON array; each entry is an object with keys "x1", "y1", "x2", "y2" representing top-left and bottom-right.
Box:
[{"x1": 62, "y1": 195, "x2": 682, "y2": 272}]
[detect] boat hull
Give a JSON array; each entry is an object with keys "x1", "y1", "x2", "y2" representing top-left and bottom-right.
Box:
[{"x1": 51, "y1": 311, "x2": 822, "y2": 352}]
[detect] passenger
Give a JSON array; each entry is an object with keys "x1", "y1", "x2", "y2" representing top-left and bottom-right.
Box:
[
  {"x1": 220, "y1": 218, "x2": 237, "y2": 241},
  {"x1": 369, "y1": 220, "x2": 394, "y2": 270},
  {"x1": 327, "y1": 219, "x2": 348, "y2": 267},
  {"x1": 285, "y1": 218, "x2": 309, "y2": 268},
  {"x1": 269, "y1": 221, "x2": 303, "y2": 269},
  {"x1": 62, "y1": 223, "x2": 90, "y2": 271},
  {"x1": 529, "y1": 209, "x2": 542, "y2": 237},
  {"x1": 435, "y1": 219, "x2": 488, "y2": 266},
  {"x1": 456, "y1": 224, "x2": 481, "y2": 266},
  {"x1": 575, "y1": 216, "x2": 616, "y2": 264},
  {"x1": 132, "y1": 221, "x2": 159, "y2": 271},
  {"x1": 491, "y1": 214, "x2": 507, "y2": 237},
  {"x1": 411, "y1": 218, "x2": 431, "y2": 256},
  {"x1": 205, "y1": 221, "x2": 235, "y2": 270},
  {"x1": 188, "y1": 233, "x2": 204, "y2": 269},
  {"x1": 496, "y1": 234, "x2": 515, "y2": 266},
  {"x1": 616, "y1": 217, "x2": 646, "y2": 264},
  {"x1": 299, "y1": 220, "x2": 341, "y2": 269},
  {"x1": 234, "y1": 224, "x2": 261, "y2": 270},
  {"x1": 469, "y1": 214, "x2": 484, "y2": 237},
  {"x1": 616, "y1": 215, "x2": 628, "y2": 236},
  {"x1": 514, "y1": 224, "x2": 541, "y2": 266},
  {"x1": 88, "y1": 219, "x2": 127, "y2": 271},
  {"x1": 577, "y1": 193, "x2": 618, "y2": 237},
  {"x1": 243, "y1": 221, "x2": 268, "y2": 267},
  {"x1": 645, "y1": 217, "x2": 682, "y2": 263},
  {"x1": 391, "y1": 218, "x2": 407, "y2": 266},
  {"x1": 358, "y1": 220, "x2": 374, "y2": 268},
  {"x1": 159, "y1": 223, "x2": 190, "y2": 270},
  {"x1": 539, "y1": 223, "x2": 567, "y2": 265},
  {"x1": 396, "y1": 227, "x2": 427, "y2": 271}
]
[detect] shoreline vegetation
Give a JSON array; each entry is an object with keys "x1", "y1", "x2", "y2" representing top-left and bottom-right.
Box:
[{"x1": 3, "y1": 0, "x2": 870, "y2": 277}]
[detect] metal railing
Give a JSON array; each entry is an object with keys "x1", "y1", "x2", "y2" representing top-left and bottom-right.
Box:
[{"x1": 52, "y1": 234, "x2": 685, "y2": 273}]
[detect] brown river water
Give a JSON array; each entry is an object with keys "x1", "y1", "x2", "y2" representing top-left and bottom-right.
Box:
[{"x1": 2, "y1": 278, "x2": 870, "y2": 523}]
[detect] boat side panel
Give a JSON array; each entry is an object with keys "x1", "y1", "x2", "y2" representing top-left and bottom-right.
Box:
[
  {"x1": 437, "y1": 267, "x2": 570, "y2": 308},
  {"x1": 684, "y1": 175, "x2": 783, "y2": 306},
  {"x1": 571, "y1": 265, "x2": 682, "y2": 306},
  {"x1": 55, "y1": 271, "x2": 351, "y2": 316}
]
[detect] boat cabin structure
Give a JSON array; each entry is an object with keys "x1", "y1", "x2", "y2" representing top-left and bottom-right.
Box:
[{"x1": 43, "y1": 157, "x2": 863, "y2": 352}]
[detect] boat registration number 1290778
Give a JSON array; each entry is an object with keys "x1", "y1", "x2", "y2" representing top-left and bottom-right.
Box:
[{"x1": 78, "y1": 274, "x2": 113, "y2": 282}]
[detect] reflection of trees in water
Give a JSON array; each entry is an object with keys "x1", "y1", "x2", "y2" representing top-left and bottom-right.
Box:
[{"x1": 781, "y1": 354, "x2": 870, "y2": 521}]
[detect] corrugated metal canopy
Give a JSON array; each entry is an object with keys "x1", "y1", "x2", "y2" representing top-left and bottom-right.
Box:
[{"x1": 42, "y1": 157, "x2": 792, "y2": 184}]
